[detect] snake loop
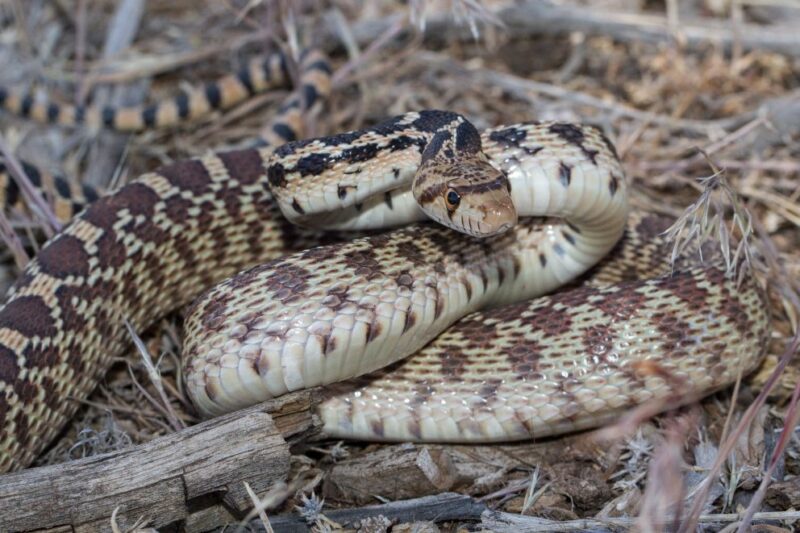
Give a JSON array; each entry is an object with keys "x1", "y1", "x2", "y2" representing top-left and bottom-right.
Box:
[
  {"x1": 184, "y1": 119, "x2": 630, "y2": 415},
  {"x1": 0, "y1": 51, "x2": 769, "y2": 472}
]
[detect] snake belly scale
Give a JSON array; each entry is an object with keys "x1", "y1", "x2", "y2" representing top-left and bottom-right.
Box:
[{"x1": 0, "y1": 107, "x2": 769, "y2": 472}]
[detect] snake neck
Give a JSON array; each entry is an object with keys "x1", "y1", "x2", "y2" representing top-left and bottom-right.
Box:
[{"x1": 266, "y1": 110, "x2": 508, "y2": 231}]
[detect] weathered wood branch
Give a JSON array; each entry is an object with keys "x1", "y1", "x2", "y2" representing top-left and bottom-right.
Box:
[
  {"x1": 322, "y1": 0, "x2": 800, "y2": 56},
  {"x1": 261, "y1": 492, "x2": 487, "y2": 532},
  {"x1": 0, "y1": 390, "x2": 319, "y2": 532}
]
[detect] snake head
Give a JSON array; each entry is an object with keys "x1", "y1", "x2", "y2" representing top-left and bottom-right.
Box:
[{"x1": 413, "y1": 159, "x2": 517, "y2": 238}]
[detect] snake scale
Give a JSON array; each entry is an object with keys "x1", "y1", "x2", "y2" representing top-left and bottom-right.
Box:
[{"x1": 0, "y1": 51, "x2": 769, "y2": 473}]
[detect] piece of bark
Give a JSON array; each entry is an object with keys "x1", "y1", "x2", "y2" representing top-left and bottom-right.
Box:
[
  {"x1": 324, "y1": 445, "x2": 459, "y2": 505},
  {"x1": 0, "y1": 390, "x2": 318, "y2": 532},
  {"x1": 766, "y1": 477, "x2": 800, "y2": 510}
]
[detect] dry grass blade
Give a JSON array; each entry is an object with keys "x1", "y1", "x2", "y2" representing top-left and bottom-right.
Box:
[
  {"x1": 240, "y1": 480, "x2": 280, "y2": 533},
  {"x1": 520, "y1": 467, "x2": 549, "y2": 515},
  {"x1": 124, "y1": 321, "x2": 185, "y2": 432},
  {"x1": 662, "y1": 157, "x2": 754, "y2": 285},
  {"x1": 410, "y1": 0, "x2": 504, "y2": 38},
  {"x1": 0, "y1": 206, "x2": 29, "y2": 269},
  {"x1": 0, "y1": 138, "x2": 60, "y2": 236},
  {"x1": 423, "y1": 50, "x2": 755, "y2": 133},
  {"x1": 110, "y1": 505, "x2": 154, "y2": 533}
]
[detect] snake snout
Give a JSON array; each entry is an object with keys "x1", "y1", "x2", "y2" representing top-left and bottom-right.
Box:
[{"x1": 478, "y1": 203, "x2": 518, "y2": 236}]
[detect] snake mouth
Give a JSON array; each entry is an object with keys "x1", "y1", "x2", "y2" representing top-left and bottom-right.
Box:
[
  {"x1": 473, "y1": 219, "x2": 516, "y2": 237},
  {"x1": 487, "y1": 221, "x2": 515, "y2": 236},
  {"x1": 449, "y1": 213, "x2": 517, "y2": 238}
]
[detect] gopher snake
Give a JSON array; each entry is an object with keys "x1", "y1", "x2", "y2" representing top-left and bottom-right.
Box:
[
  {"x1": 0, "y1": 49, "x2": 329, "y2": 133},
  {"x1": 0, "y1": 52, "x2": 769, "y2": 472}
]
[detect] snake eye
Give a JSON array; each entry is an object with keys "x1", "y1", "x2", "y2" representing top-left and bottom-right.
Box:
[{"x1": 445, "y1": 189, "x2": 461, "y2": 210}]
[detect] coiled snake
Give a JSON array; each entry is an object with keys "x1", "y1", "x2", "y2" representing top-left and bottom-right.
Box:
[{"x1": 0, "y1": 54, "x2": 769, "y2": 472}]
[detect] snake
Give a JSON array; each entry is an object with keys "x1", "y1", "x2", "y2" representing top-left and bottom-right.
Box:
[
  {"x1": 0, "y1": 49, "x2": 331, "y2": 222},
  {"x1": 0, "y1": 49, "x2": 330, "y2": 133},
  {"x1": 0, "y1": 52, "x2": 769, "y2": 473}
]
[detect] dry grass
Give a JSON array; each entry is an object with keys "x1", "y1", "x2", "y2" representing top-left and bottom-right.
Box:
[{"x1": 1, "y1": 0, "x2": 799, "y2": 531}]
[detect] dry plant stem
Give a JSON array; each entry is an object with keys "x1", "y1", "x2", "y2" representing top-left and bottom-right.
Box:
[
  {"x1": 719, "y1": 365, "x2": 746, "y2": 454},
  {"x1": 240, "y1": 481, "x2": 295, "y2": 530},
  {"x1": 329, "y1": 12, "x2": 407, "y2": 88},
  {"x1": 638, "y1": 159, "x2": 800, "y2": 174},
  {"x1": 0, "y1": 210, "x2": 29, "y2": 269},
  {"x1": 74, "y1": 0, "x2": 88, "y2": 106},
  {"x1": 125, "y1": 321, "x2": 185, "y2": 431},
  {"x1": 650, "y1": 116, "x2": 768, "y2": 181},
  {"x1": 81, "y1": 28, "x2": 274, "y2": 87},
  {"x1": 0, "y1": 139, "x2": 60, "y2": 236},
  {"x1": 243, "y1": 481, "x2": 276, "y2": 533},
  {"x1": 679, "y1": 334, "x2": 800, "y2": 532},
  {"x1": 126, "y1": 365, "x2": 179, "y2": 432},
  {"x1": 0, "y1": 390, "x2": 318, "y2": 532},
  {"x1": 10, "y1": 0, "x2": 32, "y2": 58},
  {"x1": 741, "y1": 187, "x2": 800, "y2": 228}
]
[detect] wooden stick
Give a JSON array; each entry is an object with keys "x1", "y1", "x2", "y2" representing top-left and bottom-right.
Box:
[
  {"x1": 0, "y1": 390, "x2": 318, "y2": 532},
  {"x1": 262, "y1": 492, "x2": 487, "y2": 532}
]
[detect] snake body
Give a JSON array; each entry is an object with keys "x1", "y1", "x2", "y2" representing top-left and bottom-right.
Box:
[
  {"x1": 0, "y1": 59, "x2": 769, "y2": 471},
  {"x1": 319, "y1": 213, "x2": 768, "y2": 441},
  {"x1": 0, "y1": 50, "x2": 331, "y2": 132}
]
